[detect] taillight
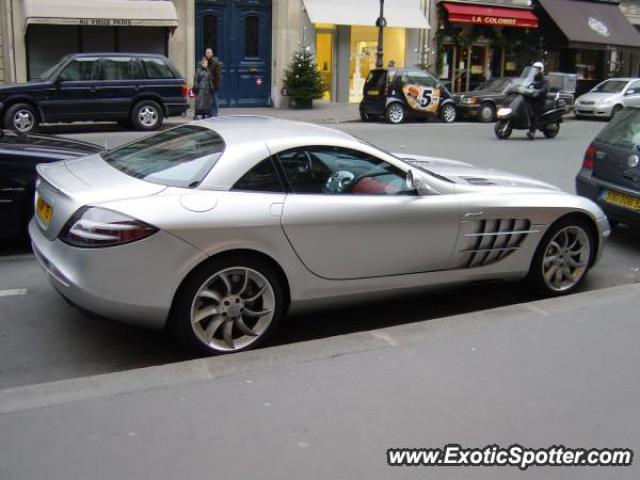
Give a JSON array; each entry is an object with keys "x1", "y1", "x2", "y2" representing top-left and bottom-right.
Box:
[
  {"x1": 384, "y1": 84, "x2": 389, "y2": 96},
  {"x1": 181, "y1": 84, "x2": 189, "y2": 97},
  {"x1": 60, "y1": 207, "x2": 158, "y2": 248},
  {"x1": 582, "y1": 144, "x2": 596, "y2": 170}
]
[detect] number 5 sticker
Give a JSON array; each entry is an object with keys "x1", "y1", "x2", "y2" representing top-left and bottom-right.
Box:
[{"x1": 402, "y1": 84, "x2": 441, "y2": 113}]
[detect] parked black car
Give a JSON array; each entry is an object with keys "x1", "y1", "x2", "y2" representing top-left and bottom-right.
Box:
[
  {"x1": 0, "y1": 53, "x2": 189, "y2": 133},
  {"x1": 576, "y1": 107, "x2": 640, "y2": 228},
  {"x1": 0, "y1": 130, "x2": 101, "y2": 239},
  {"x1": 359, "y1": 68, "x2": 457, "y2": 124},
  {"x1": 455, "y1": 77, "x2": 575, "y2": 123}
]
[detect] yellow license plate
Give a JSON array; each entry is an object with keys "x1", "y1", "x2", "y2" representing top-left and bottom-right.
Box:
[
  {"x1": 367, "y1": 89, "x2": 380, "y2": 96},
  {"x1": 604, "y1": 191, "x2": 640, "y2": 211},
  {"x1": 36, "y1": 196, "x2": 53, "y2": 225}
]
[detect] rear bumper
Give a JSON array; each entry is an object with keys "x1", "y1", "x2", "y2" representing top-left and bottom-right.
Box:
[
  {"x1": 29, "y1": 219, "x2": 207, "y2": 330},
  {"x1": 359, "y1": 98, "x2": 387, "y2": 116},
  {"x1": 165, "y1": 100, "x2": 189, "y2": 117},
  {"x1": 576, "y1": 172, "x2": 640, "y2": 227}
]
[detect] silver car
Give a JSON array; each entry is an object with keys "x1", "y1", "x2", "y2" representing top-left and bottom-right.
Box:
[
  {"x1": 575, "y1": 78, "x2": 640, "y2": 120},
  {"x1": 30, "y1": 117, "x2": 609, "y2": 354}
]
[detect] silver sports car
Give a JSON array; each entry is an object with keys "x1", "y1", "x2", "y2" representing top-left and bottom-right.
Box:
[{"x1": 30, "y1": 117, "x2": 609, "y2": 354}]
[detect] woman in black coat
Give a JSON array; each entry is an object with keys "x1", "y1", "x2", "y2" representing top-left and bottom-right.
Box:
[{"x1": 193, "y1": 58, "x2": 213, "y2": 120}]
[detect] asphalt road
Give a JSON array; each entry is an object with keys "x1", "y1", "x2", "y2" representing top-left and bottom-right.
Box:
[{"x1": 0, "y1": 118, "x2": 639, "y2": 389}]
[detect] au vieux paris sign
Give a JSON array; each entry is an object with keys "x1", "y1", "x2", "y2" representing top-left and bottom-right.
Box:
[{"x1": 79, "y1": 18, "x2": 133, "y2": 26}]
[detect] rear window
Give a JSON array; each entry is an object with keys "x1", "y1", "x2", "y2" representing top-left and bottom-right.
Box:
[
  {"x1": 142, "y1": 58, "x2": 176, "y2": 79},
  {"x1": 101, "y1": 125, "x2": 225, "y2": 188},
  {"x1": 364, "y1": 70, "x2": 389, "y2": 93},
  {"x1": 596, "y1": 108, "x2": 640, "y2": 147}
]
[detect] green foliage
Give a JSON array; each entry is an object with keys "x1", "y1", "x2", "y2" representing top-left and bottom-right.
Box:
[{"x1": 283, "y1": 46, "x2": 324, "y2": 105}]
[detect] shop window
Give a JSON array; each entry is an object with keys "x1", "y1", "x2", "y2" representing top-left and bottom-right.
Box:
[
  {"x1": 59, "y1": 58, "x2": 99, "y2": 81},
  {"x1": 203, "y1": 14, "x2": 218, "y2": 53},
  {"x1": 245, "y1": 15, "x2": 259, "y2": 57},
  {"x1": 316, "y1": 31, "x2": 334, "y2": 101},
  {"x1": 142, "y1": 58, "x2": 175, "y2": 79}
]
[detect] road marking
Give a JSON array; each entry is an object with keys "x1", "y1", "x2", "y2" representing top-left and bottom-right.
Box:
[
  {"x1": 370, "y1": 330, "x2": 399, "y2": 347},
  {"x1": 0, "y1": 289, "x2": 28, "y2": 298},
  {"x1": 523, "y1": 303, "x2": 550, "y2": 317}
]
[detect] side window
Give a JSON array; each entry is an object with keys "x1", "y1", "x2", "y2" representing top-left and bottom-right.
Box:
[
  {"x1": 100, "y1": 57, "x2": 142, "y2": 80},
  {"x1": 627, "y1": 81, "x2": 640, "y2": 94},
  {"x1": 59, "y1": 58, "x2": 99, "y2": 81},
  {"x1": 407, "y1": 71, "x2": 436, "y2": 87},
  {"x1": 277, "y1": 146, "x2": 412, "y2": 196},
  {"x1": 232, "y1": 158, "x2": 283, "y2": 193},
  {"x1": 142, "y1": 58, "x2": 175, "y2": 79}
]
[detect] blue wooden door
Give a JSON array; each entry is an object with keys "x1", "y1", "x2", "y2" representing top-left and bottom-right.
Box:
[{"x1": 196, "y1": 0, "x2": 271, "y2": 107}]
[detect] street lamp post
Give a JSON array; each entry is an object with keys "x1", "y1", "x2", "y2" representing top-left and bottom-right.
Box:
[{"x1": 375, "y1": 0, "x2": 386, "y2": 68}]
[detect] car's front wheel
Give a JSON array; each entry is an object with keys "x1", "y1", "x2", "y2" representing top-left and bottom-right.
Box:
[
  {"x1": 528, "y1": 217, "x2": 594, "y2": 296},
  {"x1": 4, "y1": 103, "x2": 39, "y2": 133},
  {"x1": 131, "y1": 100, "x2": 163, "y2": 131},
  {"x1": 610, "y1": 104, "x2": 623, "y2": 120},
  {"x1": 440, "y1": 103, "x2": 457, "y2": 123},
  {"x1": 172, "y1": 255, "x2": 285, "y2": 355}
]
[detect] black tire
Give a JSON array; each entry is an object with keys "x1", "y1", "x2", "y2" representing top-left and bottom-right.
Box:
[
  {"x1": 479, "y1": 103, "x2": 496, "y2": 123},
  {"x1": 385, "y1": 103, "x2": 406, "y2": 124},
  {"x1": 130, "y1": 100, "x2": 163, "y2": 131},
  {"x1": 528, "y1": 216, "x2": 595, "y2": 297},
  {"x1": 494, "y1": 120, "x2": 512, "y2": 139},
  {"x1": 542, "y1": 123, "x2": 560, "y2": 138},
  {"x1": 360, "y1": 111, "x2": 373, "y2": 122},
  {"x1": 440, "y1": 103, "x2": 457, "y2": 123},
  {"x1": 610, "y1": 105, "x2": 623, "y2": 120},
  {"x1": 171, "y1": 254, "x2": 285, "y2": 355},
  {"x1": 4, "y1": 103, "x2": 39, "y2": 133}
]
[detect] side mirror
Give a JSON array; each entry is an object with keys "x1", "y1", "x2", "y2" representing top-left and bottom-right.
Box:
[
  {"x1": 626, "y1": 89, "x2": 635, "y2": 96},
  {"x1": 405, "y1": 169, "x2": 431, "y2": 195}
]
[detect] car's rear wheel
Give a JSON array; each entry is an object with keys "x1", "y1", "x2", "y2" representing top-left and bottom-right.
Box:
[
  {"x1": 131, "y1": 100, "x2": 163, "y2": 131},
  {"x1": 385, "y1": 103, "x2": 406, "y2": 124},
  {"x1": 494, "y1": 120, "x2": 512, "y2": 139},
  {"x1": 440, "y1": 103, "x2": 457, "y2": 123},
  {"x1": 360, "y1": 111, "x2": 373, "y2": 122},
  {"x1": 479, "y1": 103, "x2": 496, "y2": 123},
  {"x1": 528, "y1": 217, "x2": 594, "y2": 296},
  {"x1": 172, "y1": 255, "x2": 285, "y2": 355},
  {"x1": 4, "y1": 103, "x2": 39, "y2": 133},
  {"x1": 543, "y1": 122, "x2": 560, "y2": 138}
]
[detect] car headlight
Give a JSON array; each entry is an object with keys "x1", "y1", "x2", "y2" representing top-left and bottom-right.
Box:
[
  {"x1": 60, "y1": 207, "x2": 158, "y2": 248},
  {"x1": 462, "y1": 97, "x2": 478, "y2": 105}
]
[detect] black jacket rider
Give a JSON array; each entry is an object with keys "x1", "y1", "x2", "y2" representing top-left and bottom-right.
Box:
[{"x1": 527, "y1": 73, "x2": 549, "y2": 134}]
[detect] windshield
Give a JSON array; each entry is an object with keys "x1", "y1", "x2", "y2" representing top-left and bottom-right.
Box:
[
  {"x1": 596, "y1": 108, "x2": 640, "y2": 147},
  {"x1": 101, "y1": 125, "x2": 225, "y2": 188},
  {"x1": 476, "y1": 78, "x2": 511, "y2": 92},
  {"x1": 36, "y1": 57, "x2": 68, "y2": 81},
  {"x1": 592, "y1": 80, "x2": 628, "y2": 94}
]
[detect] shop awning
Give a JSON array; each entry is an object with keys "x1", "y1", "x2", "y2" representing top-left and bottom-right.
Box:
[
  {"x1": 303, "y1": 0, "x2": 430, "y2": 29},
  {"x1": 538, "y1": 0, "x2": 640, "y2": 48},
  {"x1": 23, "y1": 0, "x2": 178, "y2": 29},
  {"x1": 442, "y1": 2, "x2": 538, "y2": 29}
]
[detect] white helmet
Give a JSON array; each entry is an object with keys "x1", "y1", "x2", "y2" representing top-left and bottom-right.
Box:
[{"x1": 532, "y1": 61, "x2": 545, "y2": 72}]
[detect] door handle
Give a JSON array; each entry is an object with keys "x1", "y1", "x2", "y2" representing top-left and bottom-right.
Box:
[{"x1": 464, "y1": 212, "x2": 484, "y2": 218}]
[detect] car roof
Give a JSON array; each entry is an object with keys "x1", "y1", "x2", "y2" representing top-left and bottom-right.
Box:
[
  {"x1": 71, "y1": 52, "x2": 168, "y2": 59},
  {"x1": 603, "y1": 78, "x2": 638, "y2": 82}
]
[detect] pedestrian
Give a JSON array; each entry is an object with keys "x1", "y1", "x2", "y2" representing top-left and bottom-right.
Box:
[
  {"x1": 526, "y1": 61, "x2": 549, "y2": 140},
  {"x1": 192, "y1": 57, "x2": 212, "y2": 120},
  {"x1": 204, "y1": 47, "x2": 222, "y2": 117},
  {"x1": 387, "y1": 59, "x2": 396, "y2": 69}
]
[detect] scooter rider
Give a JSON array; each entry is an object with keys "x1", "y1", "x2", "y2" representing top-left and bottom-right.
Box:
[{"x1": 526, "y1": 61, "x2": 549, "y2": 140}]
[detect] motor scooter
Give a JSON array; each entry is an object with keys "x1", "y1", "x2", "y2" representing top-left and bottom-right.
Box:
[{"x1": 494, "y1": 85, "x2": 565, "y2": 140}]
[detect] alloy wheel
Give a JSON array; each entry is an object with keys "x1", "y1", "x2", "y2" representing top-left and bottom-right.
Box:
[
  {"x1": 541, "y1": 226, "x2": 591, "y2": 292},
  {"x1": 387, "y1": 104, "x2": 404, "y2": 124},
  {"x1": 13, "y1": 110, "x2": 34, "y2": 132},
  {"x1": 138, "y1": 106, "x2": 159, "y2": 127},
  {"x1": 442, "y1": 105, "x2": 456, "y2": 123},
  {"x1": 190, "y1": 267, "x2": 276, "y2": 352}
]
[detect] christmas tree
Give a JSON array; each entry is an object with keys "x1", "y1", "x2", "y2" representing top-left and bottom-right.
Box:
[{"x1": 283, "y1": 46, "x2": 324, "y2": 109}]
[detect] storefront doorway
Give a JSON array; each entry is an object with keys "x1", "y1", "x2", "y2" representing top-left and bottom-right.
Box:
[
  {"x1": 315, "y1": 26, "x2": 335, "y2": 101},
  {"x1": 195, "y1": 0, "x2": 272, "y2": 107}
]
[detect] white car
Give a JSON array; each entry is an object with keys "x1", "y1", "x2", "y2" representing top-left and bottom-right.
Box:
[{"x1": 574, "y1": 78, "x2": 640, "y2": 119}]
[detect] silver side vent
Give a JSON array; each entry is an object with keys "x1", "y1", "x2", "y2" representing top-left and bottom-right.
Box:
[
  {"x1": 460, "y1": 176, "x2": 497, "y2": 186},
  {"x1": 460, "y1": 218, "x2": 536, "y2": 268}
]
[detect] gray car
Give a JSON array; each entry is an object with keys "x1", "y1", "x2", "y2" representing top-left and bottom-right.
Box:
[
  {"x1": 30, "y1": 117, "x2": 609, "y2": 354},
  {"x1": 575, "y1": 78, "x2": 640, "y2": 120}
]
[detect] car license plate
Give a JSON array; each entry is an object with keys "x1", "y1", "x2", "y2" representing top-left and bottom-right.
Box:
[
  {"x1": 36, "y1": 196, "x2": 53, "y2": 225},
  {"x1": 603, "y1": 190, "x2": 640, "y2": 211},
  {"x1": 367, "y1": 89, "x2": 380, "y2": 96}
]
